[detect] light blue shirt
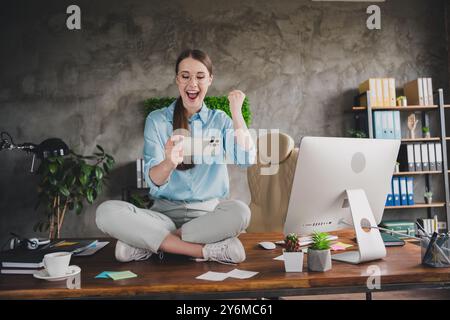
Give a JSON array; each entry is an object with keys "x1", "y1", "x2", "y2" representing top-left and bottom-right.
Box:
[{"x1": 143, "y1": 101, "x2": 256, "y2": 202}]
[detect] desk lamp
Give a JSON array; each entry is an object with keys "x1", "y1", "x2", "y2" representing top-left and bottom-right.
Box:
[{"x1": 0, "y1": 131, "x2": 69, "y2": 172}]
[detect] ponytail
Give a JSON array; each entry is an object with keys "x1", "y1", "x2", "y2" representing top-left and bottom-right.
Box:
[{"x1": 173, "y1": 97, "x2": 194, "y2": 170}]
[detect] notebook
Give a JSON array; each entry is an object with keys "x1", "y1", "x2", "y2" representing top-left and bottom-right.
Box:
[
  {"x1": 1, "y1": 268, "x2": 44, "y2": 275},
  {"x1": 0, "y1": 239, "x2": 98, "y2": 269},
  {"x1": 381, "y1": 232, "x2": 405, "y2": 247}
]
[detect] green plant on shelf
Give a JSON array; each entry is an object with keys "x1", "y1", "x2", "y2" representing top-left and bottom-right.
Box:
[
  {"x1": 397, "y1": 96, "x2": 407, "y2": 107},
  {"x1": 422, "y1": 126, "x2": 431, "y2": 138},
  {"x1": 424, "y1": 189, "x2": 433, "y2": 204}
]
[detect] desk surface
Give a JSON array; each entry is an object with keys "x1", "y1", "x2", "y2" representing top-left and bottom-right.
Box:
[{"x1": 1, "y1": 231, "x2": 450, "y2": 299}]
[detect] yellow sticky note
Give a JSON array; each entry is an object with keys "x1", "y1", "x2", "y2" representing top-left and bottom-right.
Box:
[
  {"x1": 54, "y1": 241, "x2": 78, "y2": 247},
  {"x1": 334, "y1": 242, "x2": 353, "y2": 249}
]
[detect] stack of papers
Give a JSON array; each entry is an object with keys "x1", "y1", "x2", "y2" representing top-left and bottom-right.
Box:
[{"x1": 196, "y1": 269, "x2": 258, "y2": 281}]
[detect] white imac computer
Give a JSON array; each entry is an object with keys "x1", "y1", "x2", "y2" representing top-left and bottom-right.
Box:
[{"x1": 284, "y1": 136, "x2": 400, "y2": 264}]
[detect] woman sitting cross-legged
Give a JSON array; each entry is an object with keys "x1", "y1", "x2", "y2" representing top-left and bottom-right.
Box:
[{"x1": 96, "y1": 49, "x2": 256, "y2": 264}]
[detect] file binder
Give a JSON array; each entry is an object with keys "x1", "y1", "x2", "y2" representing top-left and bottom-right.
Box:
[
  {"x1": 381, "y1": 111, "x2": 389, "y2": 138},
  {"x1": 386, "y1": 111, "x2": 395, "y2": 139},
  {"x1": 398, "y1": 144, "x2": 415, "y2": 172},
  {"x1": 389, "y1": 78, "x2": 396, "y2": 107},
  {"x1": 386, "y1": 181, "x2": 394, "y2": 206},
  {"x1": 413, "y1": 144, "x2": 422, "y2": 171},
  {"x1": 407, "y1": 144, "x2": 415, "y2": 171},
  {"x1": 421, "y1": 143, "x2": 429, "y2": 171},
  {"x1": 422, "y1": 77, "x2": 429, "y2": 106},
  {"x1": 385, "y1": 194, "x2": 393, "y2": 207},
  {"x1": 428, "y1": 143, "x2": 436, "y2": 171},
  {"x1": 392, "y1": 177, "x2": 401, "y2": 206},
  {"x1": 406, "y1": 177, "x2": 414, "y2": 205},
  {"x1": 376, "y1": 78, "x2": 383, "y2": 106},
  {"x1": 373, "y1": 111, "x2": 383, "y2": 139},
  {"x1": 426, "y1": 78, "x2": 433, "y2": 105},
  {"x1": 435, "y1": 143, "x2": 443, "y2": 171},
  {"x1": 382, "y1": 78, "x2": 390, "y2": 107},
  {"x1": 418, "y1": 78, "x2": 425, "y2": 105},
  {"x1": 393, "y1": 111, "x2": 401, "y2": 139},
  {"x1": 399, "y1": 177, "x2": 408, "y2": 206}
]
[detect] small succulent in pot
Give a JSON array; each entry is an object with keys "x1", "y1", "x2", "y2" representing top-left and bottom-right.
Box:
[
  {"x1": 422, "y1": 126, "x2": 431, "y2": 139},
  {"x1": 285, "y1": 233, "x2": 301, "y2": 252},
  {"x1": 283, "y1": 233, "x2": 303, "y2": 272},
  {"x1": 308, "y1": 231, "x2": 333, "y2": 272},
  {"x1": 310, "y1": 231, "x2": 332, "y2": 251},
  {"x1": 397, "y1": 96, "x2": 407, "y2": 106}
]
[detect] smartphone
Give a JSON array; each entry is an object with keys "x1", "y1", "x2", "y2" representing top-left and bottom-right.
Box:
[{"x1": 177, "y1": 136, "x2": 221, "y2": 157}]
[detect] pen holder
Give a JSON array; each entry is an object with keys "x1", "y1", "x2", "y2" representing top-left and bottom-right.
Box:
[{"x1": 421, "y1": 235, "x2": 450, "y2": 268}]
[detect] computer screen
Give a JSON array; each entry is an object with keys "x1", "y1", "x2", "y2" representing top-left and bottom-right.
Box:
[{"x1": 284, "y1": 136, "x2": 400, "y2": 237}]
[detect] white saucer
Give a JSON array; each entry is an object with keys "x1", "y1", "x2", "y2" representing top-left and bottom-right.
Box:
[{"x1": 33, "y1": 265, "x2": 81, "y2": 281}]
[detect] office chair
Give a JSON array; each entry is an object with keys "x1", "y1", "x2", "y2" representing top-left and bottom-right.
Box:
[{"x1": 247, "y1": 132, "x2": 299, "y2": 232}]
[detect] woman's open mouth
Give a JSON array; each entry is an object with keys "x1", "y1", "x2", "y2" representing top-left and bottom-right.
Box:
[{"x1": 186, "y1": 90, "x2": 200, "y2": 101}]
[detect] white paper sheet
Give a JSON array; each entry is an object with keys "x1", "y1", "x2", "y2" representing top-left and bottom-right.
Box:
[
  {"x1": 196, "y1": 269, "x2": 259, "y2": 281},
  {"x1": 196, "y1": 271, "x2": 230, "y2": 281},
  {"x1": 227, "y1": 269, "x2": 259, "y2": 279}
]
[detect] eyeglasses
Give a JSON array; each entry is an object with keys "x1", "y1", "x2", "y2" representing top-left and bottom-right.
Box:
[{"x1": 177, "y1": 72, "x2": 210, "y2": 84}]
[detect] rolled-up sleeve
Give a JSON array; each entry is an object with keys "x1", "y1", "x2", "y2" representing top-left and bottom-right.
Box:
[
  {"x1": 143, "y1": 115, "x2": 170, "y2": 194},
  {"x1": 222, "y1": 114, "x2": 256, "y2": 168}
]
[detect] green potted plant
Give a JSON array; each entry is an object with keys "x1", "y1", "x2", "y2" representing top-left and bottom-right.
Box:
[
  {"x1": 34, "y1": 145, "x2": 115, "y2": 239},
  {"x1": 283, "y1": 233, "x2": 304, "y2": 272},
  {"x1": 422, "y1": 126, "x2": 431, "y2": 139},
  {"x1": 307, "y1": 231, "x2": 332, "y2": 272},
  {"x1": 424, "y1": 189, "x2": 433, "y2": 204},
  {"x1": 397, "y1": 96, "x2": 407, "y2": 107}
]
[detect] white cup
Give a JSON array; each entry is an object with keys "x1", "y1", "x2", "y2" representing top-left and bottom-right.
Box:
[{"x1": 43, "y1": 252, "x2": 72, "y2": 277}]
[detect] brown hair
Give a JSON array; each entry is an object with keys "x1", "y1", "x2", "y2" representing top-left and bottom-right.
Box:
[{"x1": 173, "y1": 49, "x2": 213, "y2": 170}]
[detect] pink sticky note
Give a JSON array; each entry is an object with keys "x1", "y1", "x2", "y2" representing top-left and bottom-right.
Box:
[{"x1": 331, "y1": 244, "x2": 346, "y2": 251}]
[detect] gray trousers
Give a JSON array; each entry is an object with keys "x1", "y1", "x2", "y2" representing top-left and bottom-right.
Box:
[{"x1": 95, "y1": 198, "x2": 251, "y2": 253}]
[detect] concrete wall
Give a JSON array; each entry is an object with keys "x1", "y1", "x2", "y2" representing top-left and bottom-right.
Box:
[{"x1": 0, "y1": 0, "x2": 448, "y2": 244}]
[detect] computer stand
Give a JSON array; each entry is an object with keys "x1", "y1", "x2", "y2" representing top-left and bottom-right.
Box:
[{"x1": 332, "y1": 189, "x2": 386, "y2": 264}]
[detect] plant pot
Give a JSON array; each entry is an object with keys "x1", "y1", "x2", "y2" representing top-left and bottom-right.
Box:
[
  {"x1": 423, "y1": 132, "x2": 431, "y2": 139},
  {"x1": 397, "y1": 98, "x2": 407, "y2": 107},
  {"x1": 425, "y1": 197, "x2": 432, "y2": 204},
  {"x1": 307, "y1": 249, "x2": 332, "y2": 272},
  {"x1": 283, "y1": 250, "x2": 304, "y2": 272}
]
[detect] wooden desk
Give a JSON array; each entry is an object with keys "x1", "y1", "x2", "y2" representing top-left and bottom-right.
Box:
[{"x1": 1, "y1": 231, "x2": 450, "y2": 299}]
